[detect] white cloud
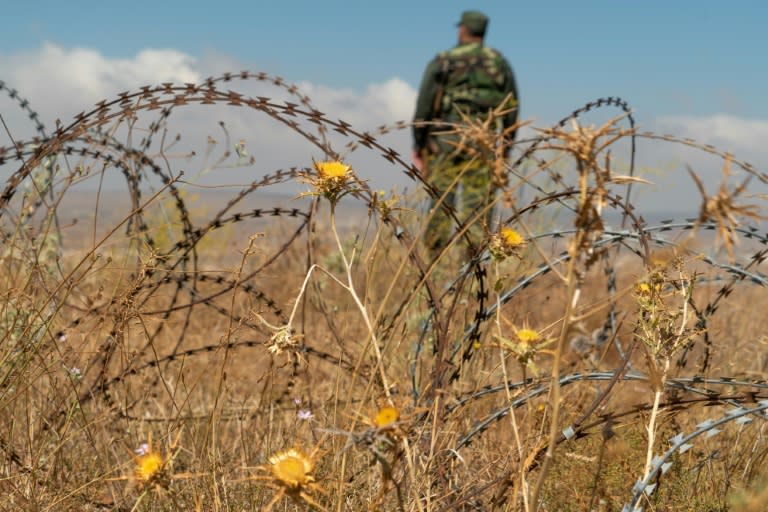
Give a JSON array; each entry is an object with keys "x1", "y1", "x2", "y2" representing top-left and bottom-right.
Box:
[
  {"x1": 656, "y1": 114, "x2": 768, "y2": 154},
  {"x1": 0, "y1": 43, "x2": 415, "y2": 133},
  {"x1": 297, "y1": 78, "x2": 416, "y2": 127},
  {"x1": 0, "y1": 43, "x2": 419, "y2": 192},
  {"x1": 1, "y1": 43, "x2": 201, "y2": 120}
]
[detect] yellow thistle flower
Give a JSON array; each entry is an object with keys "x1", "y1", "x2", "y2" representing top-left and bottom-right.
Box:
[
  {"x1": 495, "y1": 325, "x2": 550, "y2": 373},
  {"x1": 515, "y1": 328, "x2": 541, "y2": 345},
  {"x1": 314, "y1": 160, "x2": 350, "y2": 180},
  {"x1": 135, "y1": 449, "x2": 165, "y2": 483},
  {"x1": 372, "y1": 406, "x2": 399, "y2": 429},
  {"x1": 501, "y1": 227, "x2": 524, "y2": 247},
  {"x1": 301, "y1": 159, "x2": 356, "y2": 204},
  {"x1": 489, "y1": 226, "x2": 526, "y2": 260},
  {"x1": 635, "y1": 281, "x2": 662, "y2": 296},
  {"x1": 636, "y1": 282, "x2": 651, "y2": 295},
  {"x1": 268, "y1": 448, "x2": 316, "y2": 489},
  {"x1": 106, "y1": 433, "x2": 202, "y2": 491},
  {"x1": 251, "y1": 446, "x2": 327, "y2": 512}
]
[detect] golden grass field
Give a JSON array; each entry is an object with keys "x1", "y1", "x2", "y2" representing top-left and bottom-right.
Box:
[{"x1": 1, "y1": 73, "x2": 768, "y2": 511}]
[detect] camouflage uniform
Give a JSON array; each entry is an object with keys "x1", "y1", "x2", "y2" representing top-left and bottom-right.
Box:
[{"x1": 413, "y1": 13, "x2": 519, "y2": 257}]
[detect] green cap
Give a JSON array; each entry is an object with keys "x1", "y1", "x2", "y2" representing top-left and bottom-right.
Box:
[{"x1": 457, "y1": 10, "x2": 489, "y2": 36}]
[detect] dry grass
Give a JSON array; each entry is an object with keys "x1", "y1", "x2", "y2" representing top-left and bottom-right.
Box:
[{"x1": 0, "y1": 73, "x2": 767, "y2": 511}]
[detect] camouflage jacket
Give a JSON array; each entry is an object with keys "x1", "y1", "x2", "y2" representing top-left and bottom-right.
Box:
[{"x1": 412, "y1": 42, "x2": 519, "y2": 154}]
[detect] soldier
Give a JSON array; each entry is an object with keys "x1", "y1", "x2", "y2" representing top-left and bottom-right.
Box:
[{"x1": 412, "y1": 10, "x2": 519, "y2": 258}]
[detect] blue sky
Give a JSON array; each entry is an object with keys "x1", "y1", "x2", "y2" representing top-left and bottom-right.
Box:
[
  {"x1": 1, "y1": 1, "x2": 767, "y2": 211},
  {"x1": 3, "y1": 1, "x2": 766, "y2": 122}
]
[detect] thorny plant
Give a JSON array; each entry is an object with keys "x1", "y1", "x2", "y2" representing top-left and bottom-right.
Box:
[
  {"x1": 688, "y1": 154, "x2": 768, "y2": 260},
  {"x1": 634, "y1": 257, "x2": 701, "y2": 483},
  {"x1": 103, "y1": 430, "x2": 206, "y2": 510},
  {"x1": 243, "y1": 446, "x2": 327, "y2": 512},
  {"x1": 0, "y1": 71, "x2": 767, "y2": 512}
]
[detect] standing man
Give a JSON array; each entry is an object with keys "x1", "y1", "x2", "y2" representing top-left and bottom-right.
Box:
[{"x1": 412, "y1": 10, "x2": 519, "y2": 258}]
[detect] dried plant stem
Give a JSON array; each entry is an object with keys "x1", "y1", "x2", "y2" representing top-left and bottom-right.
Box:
[
  {"x1": 528, "y1": 232, "x2": 583, "y2": 509},
  {"x1": 494, "y1": 262, "x2": 530, "y2": 512},
  {"x1": 643, "y1": 359, "x2": 669, "y2": 480},
  {"x1": 328, "y1": 204, "x2": 427, "y2": 512},
  {"x1": 204, "y1": 234, "x2": 260, "y2": 510},
  {"x1": 286, "y1": 263, "x2": 344, "y2": 328},
  {"x1": 329, "y1": 204, "x2": 391, "y2": 396}
]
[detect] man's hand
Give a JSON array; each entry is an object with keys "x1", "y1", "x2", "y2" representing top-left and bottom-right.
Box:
[
  {"x1": 412, "y1": 150, "x2": 428, "y2": 179},
  {"x1": 412, "y1": 150, "x2": 423, "y2": 171}
]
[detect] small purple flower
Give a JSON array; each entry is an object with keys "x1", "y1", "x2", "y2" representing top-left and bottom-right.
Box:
[
  {"x1": 297, "y1": 409, "x2": 314, "y2": 421},
  {"x1": 135, "y1": 442, "x2": 150, "y2": 456}
]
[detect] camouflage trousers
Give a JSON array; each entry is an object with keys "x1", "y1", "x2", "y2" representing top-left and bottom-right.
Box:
[{"x1": 424, "y1": 154, "x2": 495, "y2": 258}]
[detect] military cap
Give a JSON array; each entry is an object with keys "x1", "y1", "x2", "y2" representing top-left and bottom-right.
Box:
[{"x1": 457, "y1": 10, "x2": 489, "y2": 36}]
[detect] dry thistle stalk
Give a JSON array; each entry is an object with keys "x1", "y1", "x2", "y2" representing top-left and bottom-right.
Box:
[
  {"x1": 538, "y1": 117, "x2": 648, "y2": 265},
  {"x1": 635, "y1": 255, "x2": 702, "y2": 480},
  {"x1": 688, "y1": 154, "x2": 767, "y2": 260},
  {"x1": 529, "y1": 116, "x2": 650, "y2": 508},
  {"x1": 635, "y1": 261, "x2": 700, "y2": 361},
  {"x1": 431, "y1": 96, "x2": 522, "y2": 190}
]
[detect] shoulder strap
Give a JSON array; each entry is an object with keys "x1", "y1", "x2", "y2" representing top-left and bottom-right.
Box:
[{"x1": 431, "y1": 52, "x2": 452, "y2": 115}]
